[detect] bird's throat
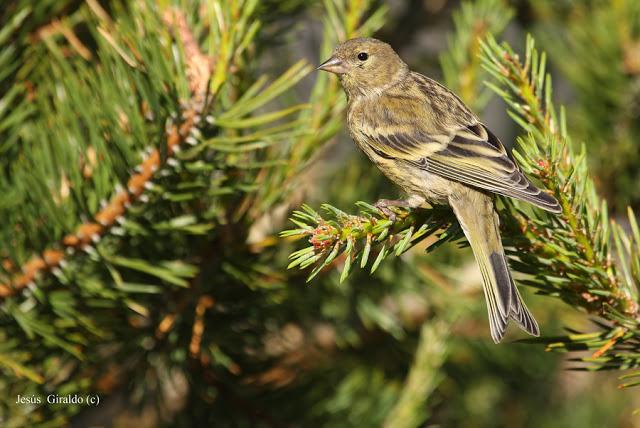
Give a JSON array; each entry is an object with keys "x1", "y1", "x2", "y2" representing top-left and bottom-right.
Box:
[{"x1": 339, "y1": 66, "x2": 409, "y2": 100}]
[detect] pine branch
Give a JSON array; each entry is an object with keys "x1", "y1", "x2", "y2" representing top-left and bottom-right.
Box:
[
  {"x1": 0, "y1": 1, "x2": 395, "y2": 425},
  {"x1": 0, "y1": 6, "x2": 213, "y2": 298},
  {"x1": 440, "y1": 0, "x2": 513, "y2": 109},
  {"x1": 281, "y1": 203, "x2": 461, "y2": 283},
  {"x1": 478, "y1": 34, "x2": 640, "y2": 380},
  {"x1": 479, "y1": 34, "x2": 639, "y2": 315},
  {"x1": 0, "y1": 2, "x2": 312, "y2": 299},
  {"x1": 0, "y1": 7, "x2": 32, "y2": 160},
  {"x1": 531, "y1": 0, "x2": 640, "y2": 210},
  {"x1": 0, "y1": 1, "x2": 311, "y2": 420}
]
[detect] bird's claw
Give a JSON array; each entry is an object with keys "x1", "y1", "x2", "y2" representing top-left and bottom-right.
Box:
[
  {"x1": 374, "y1": 200, "x2": 400, "y2": 222},
  {"x1": 379, "y1": 207, "x2": 397, "y2": 222}
]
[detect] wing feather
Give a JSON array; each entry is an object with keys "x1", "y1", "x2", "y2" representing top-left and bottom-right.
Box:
[
  {"x1": 419, "y1": 125, "x2": 560, "y2": 212},
  {"x1": 389, "y1": 123, "x2": 561, "y2": 213}
]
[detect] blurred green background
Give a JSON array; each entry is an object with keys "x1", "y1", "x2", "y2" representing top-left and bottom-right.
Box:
[{"x1": 0, "y1": 0, "x2": 639, "y2": 427}]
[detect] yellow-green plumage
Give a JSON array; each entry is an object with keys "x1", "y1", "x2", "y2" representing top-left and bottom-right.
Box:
[{"x1": 319, "y1": 37, "x2": 560, "y2": 343}]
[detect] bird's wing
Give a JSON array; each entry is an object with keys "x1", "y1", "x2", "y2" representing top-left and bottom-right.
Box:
[
  {"x1": 414, "y1": 123, "x2": 560, "y2": 213},
  {"x1": 367, "y1": 119, "x2": 560, "y2": 213}
]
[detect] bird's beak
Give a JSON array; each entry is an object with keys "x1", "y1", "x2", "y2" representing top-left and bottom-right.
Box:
[{"x1": 317, "y1": 56, "x2": 348, "y2": 74}]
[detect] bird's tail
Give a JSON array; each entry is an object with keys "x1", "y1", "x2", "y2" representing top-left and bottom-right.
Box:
[{"x1": 449, "y1": 191, "x2": 539, "y2": 343}]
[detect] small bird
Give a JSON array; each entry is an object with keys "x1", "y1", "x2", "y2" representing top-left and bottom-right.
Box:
[{"x1": 318, "y1": 38, "x2": 561, "y2": 343}]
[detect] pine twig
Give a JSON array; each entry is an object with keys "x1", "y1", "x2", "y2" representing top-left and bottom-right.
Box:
[
  {"x1": 281, "y1": 203, "x2": 460, "y2": 283},
  {"x1": 0, "y1": 6, "x2": 212, "y2": 299}
]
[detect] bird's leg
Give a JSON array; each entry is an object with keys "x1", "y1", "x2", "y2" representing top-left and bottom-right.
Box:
[
  {"x1": 374, "y1": 199, "x2": 411, "y2": 219},
  {"x1": 374, "y1": 195, "x2": 425, "y2": 221}
]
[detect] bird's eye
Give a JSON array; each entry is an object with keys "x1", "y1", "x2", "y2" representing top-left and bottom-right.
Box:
[{"x1": 357, "y1": 52, "x2": 368, "y2": 61}]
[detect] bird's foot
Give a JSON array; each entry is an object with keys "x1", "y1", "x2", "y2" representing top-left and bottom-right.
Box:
[{"x1": 374, "y1": 199, "x2": 411, "y2": 222}]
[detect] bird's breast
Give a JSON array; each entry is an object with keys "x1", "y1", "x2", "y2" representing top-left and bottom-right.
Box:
[{"x1": 346, "y1": 104, "x2": 451, "y2": 203}]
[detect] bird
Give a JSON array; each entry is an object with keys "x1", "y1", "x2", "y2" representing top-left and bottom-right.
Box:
[{"x1": 317, "y1": 37, "x2": 561, "y2": 343}]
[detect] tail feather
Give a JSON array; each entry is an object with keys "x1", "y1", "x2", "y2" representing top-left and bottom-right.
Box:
[
  {"x1": 450, "y1": 191, "x2": 540, "y2": 343},
  {"x1": 509, "y1": 284, "x2": 540, "y2": 336},
  {"x1": 488, "y1": 251, "x2": 539, "y2": 342}
]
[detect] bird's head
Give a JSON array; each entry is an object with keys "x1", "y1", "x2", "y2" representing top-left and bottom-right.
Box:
[{"x1": 317, "y1": 38, "x2": 408, "y2": 98}]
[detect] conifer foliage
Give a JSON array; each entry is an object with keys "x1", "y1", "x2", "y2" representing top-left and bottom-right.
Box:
[
  {"x1": 1, "y1": 0, "x2": 640, "y2": 426},
  {"x1": 0, "y1": 0, "x2": 388, "y2": 424}
]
